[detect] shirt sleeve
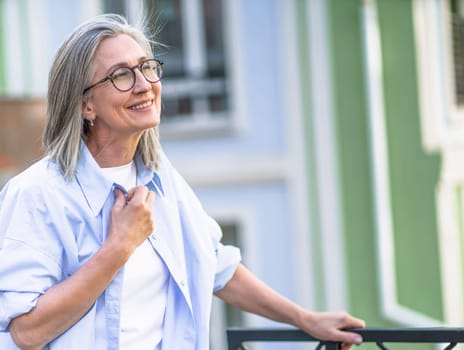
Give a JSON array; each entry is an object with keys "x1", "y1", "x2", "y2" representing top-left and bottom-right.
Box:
[
  {"x1": 0, "y1": 182, "x2": 64, "y2": 331},
  {"x1": 205, "y1": 216, "x2": 242, "y2": 292}
]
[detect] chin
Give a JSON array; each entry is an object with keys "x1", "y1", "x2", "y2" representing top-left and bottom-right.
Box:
[
  {"x1": 150, "y1": 117, "x2": 161, "y2": 128},
  {"x1": 141, "y1": 114, "x2": 160, "y2": 129}
]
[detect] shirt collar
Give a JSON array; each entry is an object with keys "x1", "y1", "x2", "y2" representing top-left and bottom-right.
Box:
[
  {"x1": 75, "y1": 142, "x2": 114, "y2": 216},
  {"x1": 75, "y1": 142, "x2": 164, "y2": 216},
  {"x1": 133, "y1": 152, "x2": 164, "y2": 196}
]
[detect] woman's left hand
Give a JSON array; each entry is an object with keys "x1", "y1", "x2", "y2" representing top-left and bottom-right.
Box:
[{"x1": 296, "y1": 310, "x2": 365, "y2": 350}]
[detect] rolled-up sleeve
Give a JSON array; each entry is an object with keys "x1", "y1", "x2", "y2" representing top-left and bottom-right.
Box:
[
  {"x1": 0, "y1": 239, "x2": 62, "y2": 331},
  {"x1": 0, "y1": 182, "x2": 64, "y2": 331},
  {"x1": 203, "y1": 215, "x2": 241, "y2": 292},
  {"x1": 213, "y1": 242, "x2": 241, "y2": 292}
]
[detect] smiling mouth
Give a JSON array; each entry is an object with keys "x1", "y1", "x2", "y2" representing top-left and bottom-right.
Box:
[{"x1": 129, "y1": 100, "x2": 153, "y2": 110}]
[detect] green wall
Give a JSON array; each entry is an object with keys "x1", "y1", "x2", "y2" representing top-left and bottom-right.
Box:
[
  {"x1": 376, "y1": 0, "x2": 442, "y2": 320},
  {"x1": 328, "y1": 0, "x2": 384, "y2": 326},
  {"x1": 327, "y1": 1, "x2": 442, "y2": 348},
  {"x1": 298, "y1": 0, "x2": 443, "y2": 346}
]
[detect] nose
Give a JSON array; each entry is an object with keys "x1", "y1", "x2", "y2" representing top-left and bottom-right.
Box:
[{"x1": 132, "y1": 68, "x2": 152, "y2": 93}]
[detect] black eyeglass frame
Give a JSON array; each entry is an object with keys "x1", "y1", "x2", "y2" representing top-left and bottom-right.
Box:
[{"x1": 82, "y1": 58, "x2": 164, "y2": 95}]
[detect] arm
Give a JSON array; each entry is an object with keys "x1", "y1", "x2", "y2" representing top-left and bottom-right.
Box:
[
  {"x1": 8, "y1": 187, "x2": 154, "y2": 350},
  {"x1": 214, "y1": 264, "x2": 365, "y2": 349}
]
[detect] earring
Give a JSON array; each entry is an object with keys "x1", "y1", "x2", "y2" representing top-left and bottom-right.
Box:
[{"x1": 89, "y1": 119, "x2": 94, "y2": 127}]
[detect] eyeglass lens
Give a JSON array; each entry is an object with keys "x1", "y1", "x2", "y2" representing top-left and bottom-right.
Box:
[{"x1": 111, "y1": 60, "x2": 162, "y2": 91}]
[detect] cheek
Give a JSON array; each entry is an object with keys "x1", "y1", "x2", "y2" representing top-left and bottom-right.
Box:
[
  {"x1": 94, "y1": 90, "x2": 125, "y2": 109},
  {"x1": 95, "y1": 97, "x2": 127, "y2": 121},
  {"x1": 154, "y1": 81, "x2": 162, "y2": 95},
  {"x1": 154, "y1": 84, "x2": 162, "y2": 105}
]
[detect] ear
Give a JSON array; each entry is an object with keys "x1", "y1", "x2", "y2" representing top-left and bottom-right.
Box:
[{"x1": 82, "y1": 97, "x2": 96, "y2": 120}]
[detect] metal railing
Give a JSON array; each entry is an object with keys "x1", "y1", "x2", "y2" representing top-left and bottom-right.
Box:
[{"x1": 227, "y1": 327, "x2": 464, "y2": 350}]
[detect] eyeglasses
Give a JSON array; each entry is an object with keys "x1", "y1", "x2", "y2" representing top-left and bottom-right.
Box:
[{"x1": 83, "y1": 58, "x2": 164, "y2": 94}]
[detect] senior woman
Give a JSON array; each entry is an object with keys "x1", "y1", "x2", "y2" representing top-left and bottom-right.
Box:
[{"x1": 0, "y1": 14, "x2": 364, "y2": 350}]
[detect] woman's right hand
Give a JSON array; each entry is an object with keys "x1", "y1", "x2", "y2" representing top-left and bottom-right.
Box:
[
  {"x1": 8, "y1": 186, "x2": 156, "y2": 350},
  {"x1": 106, "y1": 186, "x2": 155, "y2": 259}
]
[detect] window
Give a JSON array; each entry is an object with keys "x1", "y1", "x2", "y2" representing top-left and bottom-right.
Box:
[
  {"x1": 103, "y1": 0, "x2": 125, "y2": 15},
  {"x1": 451, "y1": 0, "x2": 464, "y2": 105},
  {"x1": 218, "y1": 222, "x2": 245, "y2": 327},
  {"x1": 103, "y1": 0, "x2": 235, "y2": 137},
  {"x1": 151, "y1": 0, "x2": 231, "y2": 137},
  {"x1": 413, "y1": 0, "x2": 464, "y2": 150}
]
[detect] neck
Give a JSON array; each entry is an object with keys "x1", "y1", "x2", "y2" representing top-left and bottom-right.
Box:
[{"x1": 85, "y1": 135, "x2": 140, "y2": 168}]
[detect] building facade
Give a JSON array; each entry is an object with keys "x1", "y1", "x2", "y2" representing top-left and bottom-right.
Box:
[{"x1": 0, "y1": 0, "x2": 461, "y2": 349}]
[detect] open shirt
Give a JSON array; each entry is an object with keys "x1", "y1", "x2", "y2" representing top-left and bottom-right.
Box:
[{"x1": 0, "y1": 142, "x2": 241, "y2": 349}]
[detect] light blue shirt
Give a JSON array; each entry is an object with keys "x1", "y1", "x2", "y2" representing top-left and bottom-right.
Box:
[{"x1": 0, "y1": 142, "x2": 241, "y2": 350}]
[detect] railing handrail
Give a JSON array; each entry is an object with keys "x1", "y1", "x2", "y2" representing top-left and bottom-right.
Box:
[{"x1": 227, "y1": 327, "x2": 464, "y2": 350}]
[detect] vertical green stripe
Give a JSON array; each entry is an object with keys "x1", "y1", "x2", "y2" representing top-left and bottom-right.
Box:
[
  {"x1": 0, "y1": 1, "x2": 6, "y2": 93},
  {"x1": 329, "y1": 0, "x2": 397, "y2": 327},
  {"x1": 297, "y1": 0, "x2": 326, "y2": 310},
  {"x1": 377, "y1": 0, "x2": 442, "y2": 321}
]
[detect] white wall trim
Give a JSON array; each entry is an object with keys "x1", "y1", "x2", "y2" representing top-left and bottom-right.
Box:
[
  {"x1": 415, "y1": 0, "x2": 464, "y2": 149},
  {"x1": 436, "y1": 177, "x2": 464, "y2": 326},
  {"x1": 413, "y1": 0, "x2": 464, "y2": 328},
  {"x1": 4, "y1": 0, "x2": 24, "y2": 96},
  {"x1": 223, "y1": 0, "x2": 247, "y2": 136},
  {"x1": 27, "y1": 0, "x2": 47, "y2": 96},
  {"x1": 413, "y1": 0, "x2": 448, "y2": 152},
  {"x1": 362, "y1": 0, "x2": 441, "y2": 326},
  {"x1": 173, "y1": 155, "x2": 289, "y2": 188},
  {"x1": 278, "y1": 0, "x2": 315, "y2": 310},
  {"x1": 306, "y1": 0, "x2": 347, "y2": 311}
]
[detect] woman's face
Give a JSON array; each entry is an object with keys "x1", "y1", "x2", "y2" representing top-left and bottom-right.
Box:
[{"x1": 83, "y1": 34, "x2": 162, "y2": 144}]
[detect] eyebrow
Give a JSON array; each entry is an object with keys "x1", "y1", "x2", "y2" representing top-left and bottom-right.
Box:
[{"x1": 103, "y1": 56, "x2": 150, "y2": 75}]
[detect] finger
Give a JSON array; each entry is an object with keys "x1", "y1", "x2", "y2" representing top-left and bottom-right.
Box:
[
  {"x1": 126, "y1": 187, "x2": 136, "y2": 201},
  {"x1": 336, "y1": 330, "x2": 363, "y2": 345},
  {"x1": 113, "y1": 188, "x2": 126, "y2": 209},
  {"x1": 146, "y1": 190, "x2": 155, "y2": 205},
  {"x1": 128, "y1": 186, "x2": 149, "y2": 203},
  {"x1": 350, "y1": 316, "x2": 366, "y2": 328}
]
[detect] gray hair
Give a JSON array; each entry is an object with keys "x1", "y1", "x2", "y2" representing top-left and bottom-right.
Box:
[{"x1": 43, "y1": 13, "x2": 161, "y2": 180}]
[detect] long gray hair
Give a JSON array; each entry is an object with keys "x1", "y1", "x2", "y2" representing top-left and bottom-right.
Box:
[{"x1": 43, "y1": 13, "x2": 161, "y2": 180}]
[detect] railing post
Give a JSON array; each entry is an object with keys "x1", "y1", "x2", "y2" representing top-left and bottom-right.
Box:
[
  {"x1": 323, "y1": 342, "x2": 339, "y2": 350},
  {"x1": 226, "y1": 330, "x2": 244, "y2": 350}
]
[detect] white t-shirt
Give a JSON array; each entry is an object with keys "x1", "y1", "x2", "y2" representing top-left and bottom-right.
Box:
[{"x1": 101, "y1": 161, "x2": 169, "y2": 350}]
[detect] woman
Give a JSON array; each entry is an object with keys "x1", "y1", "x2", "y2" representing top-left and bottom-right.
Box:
[{"x1": 0, "y1": 14, "x2": 364, "y2": 350}]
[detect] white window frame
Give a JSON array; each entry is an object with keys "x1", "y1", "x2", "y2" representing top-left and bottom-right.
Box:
[
  {"x1": 414, "y1": 0, "x2": 464, "y2": 327},
  {"x1": 206, "y1": 206, "x2": 259, "y2": 350},
  {"x1": 153, "y1": 0, "x2": 245, "y2": 139},
  {"x1": 414, "y1": 0, "x2": 464, "y2": 151}
]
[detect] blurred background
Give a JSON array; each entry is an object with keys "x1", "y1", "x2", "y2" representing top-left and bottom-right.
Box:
[{"x1": 1, "y1": 0, "x2": 463, "y2": 349}]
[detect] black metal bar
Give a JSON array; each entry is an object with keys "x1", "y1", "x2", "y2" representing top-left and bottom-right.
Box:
[
  {"x1": 353, "y1": 327, "x2": 464, "y2": 342},
  {"x1": 227, "y1": 327, "x2": 464, "y2": 350},
  {"x1": 375, "y1": 341, "x2": 389, "y2": 350},
  {"x1": 443, "y1": 343, "x2": 458, "y2": 350}
]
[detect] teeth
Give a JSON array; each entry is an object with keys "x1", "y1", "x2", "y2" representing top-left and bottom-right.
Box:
[{"x1": 129, "y1": 100, "x2": 152, "y2": 110}]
